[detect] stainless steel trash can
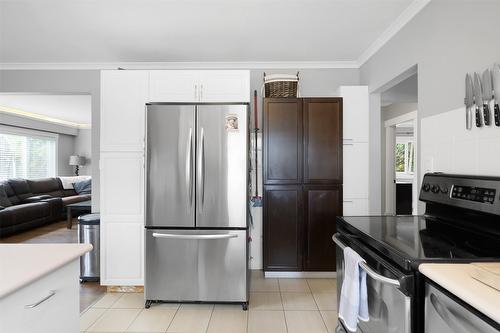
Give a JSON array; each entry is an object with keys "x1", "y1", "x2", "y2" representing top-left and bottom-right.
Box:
[{"x1": 78, "y1": 213, "x2": 100, "y2": 281}]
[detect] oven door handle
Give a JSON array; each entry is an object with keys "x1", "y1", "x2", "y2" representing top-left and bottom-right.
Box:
[{"x1": 332, "y1": 233, "x2": 400, "y2": 287}]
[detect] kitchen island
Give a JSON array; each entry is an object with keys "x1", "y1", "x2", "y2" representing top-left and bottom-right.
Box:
[{"x1": 0, "y1": 243, "x2": 92, "y2": 333}]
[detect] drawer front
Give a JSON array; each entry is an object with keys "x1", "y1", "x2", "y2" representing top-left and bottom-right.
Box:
[
  {"x1": 145, "y1": 229, "x2": 247, "y2": 302},
  {"x1": 425, "y1": 283, "x2": 499, "y2": 333},
  {"x1": 0, "y1": 261, "x2": 79, "y2": 333}
]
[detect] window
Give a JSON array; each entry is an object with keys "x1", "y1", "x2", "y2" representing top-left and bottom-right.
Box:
[
  {"x1": 395, "y1": 137, "x2": 414, "y2": 175},
  {"x1": 0, "y1": 126, "x2": 57, "y2": 181}
]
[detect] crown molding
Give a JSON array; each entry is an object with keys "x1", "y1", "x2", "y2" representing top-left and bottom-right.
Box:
[
  {"x1": 357, "y1": 0, "x2": 431, "y2": 67},
  {"x1": 0, "y1": 106, "x2": 91, "y2": 129},
  {"x1": 0, "y1": 61, "x2": 360, "y2": 70}
]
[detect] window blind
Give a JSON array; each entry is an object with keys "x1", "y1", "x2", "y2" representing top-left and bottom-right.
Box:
[{"x1": 0, "y1": 130, "x2": 56, "y2": 181}]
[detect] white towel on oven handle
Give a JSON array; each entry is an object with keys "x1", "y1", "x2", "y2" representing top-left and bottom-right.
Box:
[{"x1": 338, "y1": 247, "x2": 369, "y2": 332}]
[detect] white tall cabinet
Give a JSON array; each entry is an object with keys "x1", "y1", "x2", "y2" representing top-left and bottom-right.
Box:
[
  {"x1": 100, "y1": 70, "x2": 250, "y2": 286},
  {"x1": 337, "y1": 86, "x2": 370, "y2": 216}
]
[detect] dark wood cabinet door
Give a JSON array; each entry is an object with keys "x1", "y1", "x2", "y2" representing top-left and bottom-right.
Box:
[
  {"x1": 263, "y1": 185, "x2": 303, "y2": 271},
  {"x1": 303, "y1": 98, "x2": 342, "y2": 184},
  {"x1": 303, "y1": 185, "x2": 342, "y2": 271},
  {"x1": 263, "y1": 98, "x2": 302, "y2": 184}
]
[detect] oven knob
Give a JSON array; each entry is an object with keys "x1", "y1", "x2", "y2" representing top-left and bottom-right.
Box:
[
  {"x1": 431, "y1": 185, "x2": 440, "y2": 193},
  {"x1": 440, "y1": 186, "x2": 448, "y2": 194},
  {"x1": 423, "y1": 183, "x2": 430, "y2": 192}
]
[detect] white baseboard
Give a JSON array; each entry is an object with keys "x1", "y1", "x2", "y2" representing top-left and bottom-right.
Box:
[{"x1": 264, "y1": 271, "x2": 337, "y2": 279}]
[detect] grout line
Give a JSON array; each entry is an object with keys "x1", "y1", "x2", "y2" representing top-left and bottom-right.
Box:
[
  {"x1": 165, "y1": 303, "x2": 181, "y2": 333},
  {"x1": 80, "y1": 306, "x2": 107, "y2": 331},
  {"x1": 204, "y1": 305, "x2": 215, "y2": 333},
  {"x1": 123, "y1": 308, "x2": 142, "y2": 332}
]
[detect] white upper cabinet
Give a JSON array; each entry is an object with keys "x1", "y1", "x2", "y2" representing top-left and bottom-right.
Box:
[
  {"x1": 149, "y1": 70, "x2": 250, "y2": 103},
  {"x1": 101, "y1": 70, "x2": 149, "y2": 151},
  {"x1": 338, "y1": 86, "x2": 369, "y2": 143},
  {"x1": 198, "y1": 70, "x2": 250, "y2": 102},
  {"x1": 149, "y1": 70, "x2": 199, "y2": 102}
]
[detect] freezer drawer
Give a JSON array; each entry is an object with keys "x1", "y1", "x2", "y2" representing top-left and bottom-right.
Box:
[
  {"x1": 425, "y1": 283, "x2": 499, "y2": 333},
  {"x1": 145, "y1": 229, "x2": 248, "y2": 302}
]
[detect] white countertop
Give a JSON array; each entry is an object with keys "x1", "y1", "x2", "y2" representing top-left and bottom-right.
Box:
[
  {"x1": 0, "y1": 243, "x2": 92, "y2": 299},
  {"x1": 419, "y1": 263, "x2": 500, "y2": 324}
]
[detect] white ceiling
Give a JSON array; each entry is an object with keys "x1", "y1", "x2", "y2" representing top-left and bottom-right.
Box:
[
  {"x1": 0, "y1": 94, "x2": 92, "y2": 127},
  {"x1": 0, "y1": 0, "x2": 420, "y2": 66}
]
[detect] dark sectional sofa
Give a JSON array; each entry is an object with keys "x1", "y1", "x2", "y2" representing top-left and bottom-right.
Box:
[{"x1": 0, "y1": 177, "x2": 91, "y2": 238}]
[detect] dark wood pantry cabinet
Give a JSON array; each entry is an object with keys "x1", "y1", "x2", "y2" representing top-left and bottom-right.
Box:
[{"x1": 263, "y1": 97, "x2": 343, "y2": 272}]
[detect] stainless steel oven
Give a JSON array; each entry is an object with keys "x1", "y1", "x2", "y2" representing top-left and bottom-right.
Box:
[{"x1": 333, "y1": 233, "x2": 414, "y2": 333}]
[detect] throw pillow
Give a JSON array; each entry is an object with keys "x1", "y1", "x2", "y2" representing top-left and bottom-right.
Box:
[
  {"x1": 73, "y1": 178, "x2": 92, "y2": 195},
  {"x1": 0, "y1": 186, "x2": 12, "y2": 207}
]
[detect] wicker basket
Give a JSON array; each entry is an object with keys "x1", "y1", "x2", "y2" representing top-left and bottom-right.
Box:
[{"x1": 263, "y1": 73, "x2": 299, "y2": 98}]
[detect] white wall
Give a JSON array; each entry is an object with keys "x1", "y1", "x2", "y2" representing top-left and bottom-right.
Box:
[
  {"x1": 74, "y1": 128, "x2": 92, "y2": 176},
  {"x1": 360, "y1": 0, "x2": 500, "y2": 213},
  {"x1": 57, "y1": 134, "x2": 76, "y2": 176}
]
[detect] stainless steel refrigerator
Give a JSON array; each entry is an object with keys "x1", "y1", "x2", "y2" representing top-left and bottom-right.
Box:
[{"x1": 144, "y1": 103, "x2": 249, "y2": 309}]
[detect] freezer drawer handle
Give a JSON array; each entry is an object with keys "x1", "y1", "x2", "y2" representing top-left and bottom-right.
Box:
[
  {"x1": 152, "y1": 233, "x2": 238, "y2": 240},
  {"x1": 429, "y1": 293, "x2": 475, "y2": 333},
  {"x1": 332, "y1": 233, "x2": 400, "y2": 287},
  {"x1": 24, "y1": 290, "x2": 56, "y2": 308}
]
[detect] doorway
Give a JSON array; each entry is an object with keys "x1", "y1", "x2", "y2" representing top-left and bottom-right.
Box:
[{"x1": 379, "y1": 71, "x2": 419, "y2": 215}]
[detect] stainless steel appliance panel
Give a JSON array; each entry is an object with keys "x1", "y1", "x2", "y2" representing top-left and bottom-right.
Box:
[
  {"x1": 145, "y1": 229, "x2": 247, "y2": 302},
  {"x1": 335, "y1": 239, "x2": 411, "y2": 333},
  {"x1": 196, "y1": 104, "x2": 248, "y2": 228},
  {"x1": 425, "y1": 283, "x2": 498, "y2": 333},
  {"x1": 146, "y1": 104, "x2": 195, "y2": 227}
]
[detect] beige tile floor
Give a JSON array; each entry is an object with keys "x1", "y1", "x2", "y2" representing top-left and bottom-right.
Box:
[{"x1": 80, "y1": 271, "x2": 338, "y2": 333}]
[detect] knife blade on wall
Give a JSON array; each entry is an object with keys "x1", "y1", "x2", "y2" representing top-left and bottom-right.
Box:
[
  {"x1": 493, "y1": 64, "x2": 500, "y2": 126},
  {"x1": 474, "y1": 72, "x2": 484, "y2": 127},
  {"x1": 482, "y1": 69, "x2": 492, "y2": 126},
  {"x1": 465, "y1": 74, "x2": 474, "y2": 130}
]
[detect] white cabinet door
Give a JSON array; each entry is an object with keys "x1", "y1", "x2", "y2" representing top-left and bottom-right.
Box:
[
  {"x1": 101, "y1": 222, "x2": 144, "y2": 285},
  {"x1": 338, "y1": 86, "x2": 369, "y2": 143},
  {"x1": 149, "y1": 70, "x2": 198, "y2": 102},
  {"x1": 100, "y1": 152, "x2": 144, "y2": 221},
  {"x1": 0, "y1": 261, "x2": 79, "y2": 333},
  {"x1": 101, "y1": 70, "x2": 149, "y2": 151},
  {"x1": 343, "y1": 142, "x2": 369, "y2": 198},
  {"x1": 343, "y1": 199, "x2": 369, "y2": 216},
  {"x1": 199, "y1": 70, "x2": 250, "y2": 102}
]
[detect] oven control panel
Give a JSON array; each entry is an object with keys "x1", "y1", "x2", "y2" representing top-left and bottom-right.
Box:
[
  {"x1": 451, "y1": 186, "x2": 496, "y2": 204},
  {"x1": 420, "y1": 173, "x2": 500, "y2": 215}
]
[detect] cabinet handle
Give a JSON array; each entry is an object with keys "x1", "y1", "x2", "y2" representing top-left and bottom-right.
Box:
[
  {"x1": 25, "y1": 290, "x2": 56, "y2": 308},
  {"x1": 200, "y1": 84, "x2": 204, "y2": 101},
  {"x1": 343, "y1": 143, "x2": 354, "y2": 146},
  {"x1": 343, "y1": 200, "x2": 353, "y2": 203},
  {"x1": 194, "y1": 85, "x2": 198, "y2": 100}
]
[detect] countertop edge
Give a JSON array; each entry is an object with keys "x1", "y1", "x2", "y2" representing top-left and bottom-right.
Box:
[
  {"x1": 0, "y1": 244, "x2": 93, "y2": 299},
  {"x1": 419, "y1": 263, "x2": 500, "y2": 325}
]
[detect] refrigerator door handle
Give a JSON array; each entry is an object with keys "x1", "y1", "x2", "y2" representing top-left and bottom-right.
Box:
[
  {"x1": 152, "y1": 233, "x2": 238, "y2": 240},
  {"x1": 186, "y1": 128, "x2": 193, "y2": 208},
  {"x1": 198, "y1": 127, "x2": 205, "y2": 210}
]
